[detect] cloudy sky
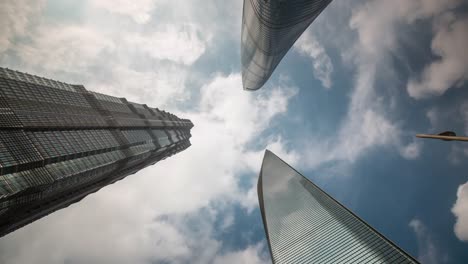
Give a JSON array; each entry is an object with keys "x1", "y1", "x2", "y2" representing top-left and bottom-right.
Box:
[{"x1": 1, "y1": 0, "x2": 468, "y2": 263}]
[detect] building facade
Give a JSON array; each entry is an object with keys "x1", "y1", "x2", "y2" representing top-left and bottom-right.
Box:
[
  {"x1": 258, "y1": 150, "x2": 419, "y2": 263},
  {"x1": 0, "y1": 67, "x2": 193, "y2": 237},
  {"x1": 241, "y1": 0, "x2": 333, "y2": 90}
]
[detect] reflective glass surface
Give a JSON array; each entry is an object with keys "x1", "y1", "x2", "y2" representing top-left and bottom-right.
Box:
[
  {"x1": 241, "y1": 0, "x2": 332, "y2": 90},
  {"x1": 259, "y1": 150, "x2": 419, "y2": 263}
]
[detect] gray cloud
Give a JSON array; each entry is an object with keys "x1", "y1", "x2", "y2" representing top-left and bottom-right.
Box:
[
  {"x1": 409, "y1": 218, "x2": 447, "y2": 264},
  {"x1": 0, "y1": 0, "x2": 45, "y2": 53},
  {"x1": 408, "y1": 14, "x2": 468, "y2": 99},
  {"x1": 295, "y1": 31, "x2": 334, "y2": 89}
]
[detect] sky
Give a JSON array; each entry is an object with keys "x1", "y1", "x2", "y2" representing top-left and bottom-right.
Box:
[{"x1": 0, "y1": 0, "x2": 468, "y2": 263}]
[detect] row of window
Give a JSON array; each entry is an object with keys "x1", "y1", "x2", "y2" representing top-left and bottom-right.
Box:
[
  {"x1": 2, "y1": 109, "x2": 191, "y2": 130},
  {"x1": 0, "y1": 131, "x2": 43, "y2": 166},
  {"x1": 0, "y1": 138, "x2": 181, "y2": 203},
  {"x1": 0, "y1": 167, "x2": 54, "y2": 197},
  {"x1": 0, "y1": 111, "x2": 22, "y2": 129},
  {"x1": 46, "y1": 150, "x2": 125, "y2": 181},
  {"x1": 0, "y1": 150, "x2": 126, "y2": 201},
  {"x1": 99, "y1": 100, "x2": 135, "y2": 114},
  {"x1": 91, "y1": 92, "x2": 123, "y2": 104},
  {"x1": 0, "y1": 128, "x2": 189, "y2": 174},
  {"x1": 0, "y1": 68, "x2": 76, "y2": 92},
  {"x1": 26, "y1": 130, "x2": 120, "y2": 159},
  {"x1": 129, "y1": 102, "x2": 154, "y2": 117},
  {"x1": 7, "y1": 98, "x2": 99, "y2": 116},
  {"x1": 16, "y1": 112, "x2": 108, "y2": 128},
  {"x1": 124, "y1": 152, "x2": 151, "y2": 169},
  {"x1": 121, "y1": 129, "x2": 153, "y2": 144},
  {"x1": 43, "y1": 162, "x2": 119, "y2": 198},
  {"x1": 0, "y1": 79, "x2": 90, "y2": 108}
]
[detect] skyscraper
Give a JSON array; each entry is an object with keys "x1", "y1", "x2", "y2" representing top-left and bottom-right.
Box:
[
  {"x1": 241, "y1": 0, "x2": 332, "y2": 90},
  {"x1": 258, "y1": 150, "x2": 419, "y2": 263},
  {"x1": 0, "y1": 67, "x2": 193, "y2": 238}
]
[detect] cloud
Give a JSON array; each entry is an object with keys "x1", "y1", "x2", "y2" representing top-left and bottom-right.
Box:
[
  {"x1": 0, "y1": 73, "x2": 297, "y2": 264},
  {"x1": 399, "y1": 141, "x2": 423, "y2": 160},
  {"x1": 87, "y1": 65, "x2": 191, "y2": 109},
  {"x1": 213, "y1": 243, "x2": 269, "y2": 264},
  {"x1": 0, "y1": 0, "x2": 296, "y2": 262},
  {"x1": 291, "y1": 0, "x2": 463, "y2": 170},
  {"x1": 350, "y1": 0, "x2": 462, "y2": 58},
  {"x1": 295, "y1": 32, "x2": 334, "y2": 88},
  {"x1": 408, "y1": 14, "x2": 468, "y2": 99},
  {"x1": 426, "y1": 101, "x2": 468, "y2": 164},
  {"x1": 301, "y1": 60, "x2": 418, "y2": 169},
  {"x1": 124, "y1": 24, "x2": 211, "y2": 65},
  {"x1": 452, "y1": 181, "x2": 468, "y2": 242},
  {"x1": 0, "y1": 0, "x2": 45, "y2": 53},
  {"x1": 462, "y1": 101, "x2": 468, "y2": 135},
  {"x1": 15, "y1": 25, "x2": 115, "y2": 74},
  {"x1": 8, "y1": 15, "x2": 210, "y2": 107},
  {"x1": 90, "y1": 0, "x2": 158, "y2": 24},
  {"x1": 409, "y1": 218, "x2": 447, "y2": 264}
]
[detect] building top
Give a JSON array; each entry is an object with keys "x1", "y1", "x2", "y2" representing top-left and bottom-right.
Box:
[{"x1": 241, "y1": 0, "x2": 332, "y2": 90}]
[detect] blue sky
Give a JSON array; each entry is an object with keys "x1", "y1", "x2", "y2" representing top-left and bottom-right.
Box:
[{"x1": 0, "y1": 0, "x2": 468, "y2": 263}]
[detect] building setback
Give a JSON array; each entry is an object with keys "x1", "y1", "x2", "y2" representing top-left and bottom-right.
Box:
[
  {"x1": 258, "y1": 150, "x2": 419, "y2": 263},
  {"x1": 241, "y1": 0, "x2": 332, "y2": 90},
  {"x1": 0, "y1": 67, "x2": 193, "y2": 238}
]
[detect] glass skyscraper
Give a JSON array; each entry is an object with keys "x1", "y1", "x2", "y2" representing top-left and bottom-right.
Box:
[
  {"x1": 0, "y1": 67, "x2": 193, "y2": 238},
  {"x1": 258, "y1": 150, "x2": 419, "y2": 263},
  {"x1": 241, "y1": 0, "x2": 333, "y2": 90}
]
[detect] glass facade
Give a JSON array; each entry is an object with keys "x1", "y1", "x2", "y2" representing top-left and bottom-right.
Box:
[
  {"x1": 258, "y1": 150, "x2": 419, "y2": 263},
  {"x1": 0, "y1": 67, "x2": 193, "y2": 237},
  {"x1": 241, "y1": 0, "x2": 332, "y2": 90}
]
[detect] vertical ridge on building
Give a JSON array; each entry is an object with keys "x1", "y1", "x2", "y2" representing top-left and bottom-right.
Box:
[
  {"x1": 258, "y1": 150, "x2": 419, "y2": 263},
  {"x1": 241, "y1": 0, "x2": 332, "y2": 90},
  {"x1": 0, "y1": 67, "x2": 193, "y2": 237}
]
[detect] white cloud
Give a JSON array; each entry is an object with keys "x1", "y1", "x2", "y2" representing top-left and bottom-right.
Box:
[
  {"x1": 0, "y1": 73, "x2": 297, "y2": 264},
  {"x1": 213, "y1": 243, "x2": 269, "y2": 264},
  {"x1": 9, "y1": 21, "x2": 209, "y2": 107},
  {"x1": 0, "y1": 0, "x2": 45, "y2": 53},
  {"x1": 409, "y1": 218, "x2": 446, "y2": 264},
  {"x1": 88, "y1": 65, "x2": 190, "y2": 108},
  {"x1": 90, "y1": 0, "x2": 158, "y2": 24},
  {"x1": 293, "y1": 0, "x2": 461, "y2": 169},
  {"x1": 452, "y1": 181, "x2": 468, "y2": 242},
  {"x1": 400, "y1": 141, "x2": 423, "y2": 160},
  {"x1": 125, "y1": 24, "x2": 210, "y2": 65},
  {"x1": 408, "y1": 15, "x2": 468, "y2": 99},
  {"x1": 301, "y1": 63, "x2": 418, "y2": 169},
  {"x1": 295, "y1": 32, "x2": 334, "y2": 88},
  {"x1": 15, "y1": 25, "x2": 115, "y2": 74}
]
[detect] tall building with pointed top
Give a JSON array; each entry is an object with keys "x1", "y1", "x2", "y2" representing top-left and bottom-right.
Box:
[
  {"x1": 258, "y1": 150, "x2": 419, "y2": 263},
  {"x1": 0, "y1": 67, "x2": 193, "y2": 238},
  {"x1": 241, "y1": 0, "x2": 332, "y2": 90}
]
